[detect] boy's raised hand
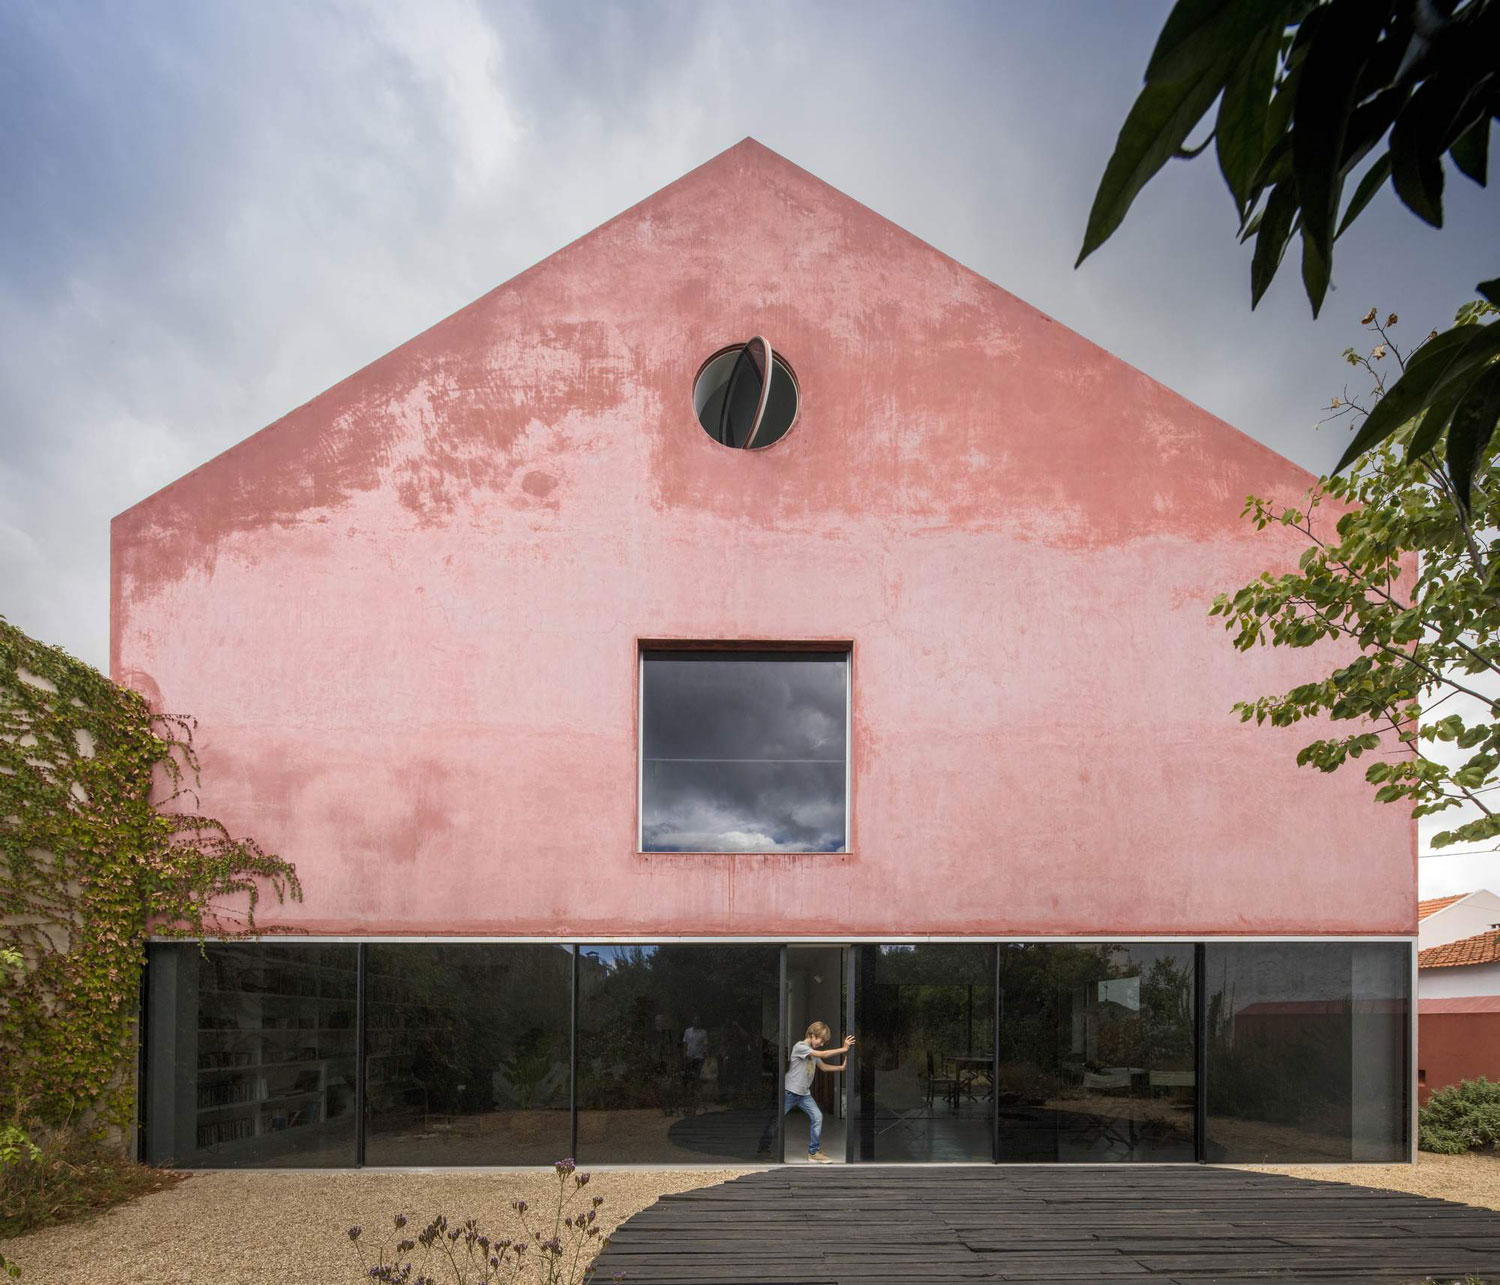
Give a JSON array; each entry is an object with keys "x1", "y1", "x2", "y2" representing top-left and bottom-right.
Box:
[{"x1": 842, "y1": 1035, "x2": 856, "y2": 1049}]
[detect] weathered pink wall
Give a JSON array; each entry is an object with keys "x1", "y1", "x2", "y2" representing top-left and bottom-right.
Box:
[{"x1": 111, "y1": 139, "x2": 1415, "y2": 937}]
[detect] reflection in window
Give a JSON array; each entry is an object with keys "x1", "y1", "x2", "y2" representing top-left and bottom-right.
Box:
[
  {"x1": 363, "y1": 945, "x2": 572, "y2": 1166},
  {"x1": 640, "y1": 650, "x2": 847, "y2": 853},
  {"x1": 996, "y1": 944, "x2": 1196, "y2": 1163},
  {"x1": 144, "y1": 944, "x2": 358, "y2": 1168},
  {"x1": 576, "y1": 945, "x2": 780, "y2": 1163},
  {"x1": 1204, "y1": 943, "x2": 1409, "y2": 1162},
  {"x1": 855, "y1": 944, "x2": 995, "y2": 1161}
]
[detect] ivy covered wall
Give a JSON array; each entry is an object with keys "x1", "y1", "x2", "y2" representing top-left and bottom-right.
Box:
[{"x1": 0, "y1": 616, "x2": 299, "y2": 1138}]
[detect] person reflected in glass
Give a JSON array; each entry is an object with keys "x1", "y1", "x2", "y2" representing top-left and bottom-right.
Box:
[
  {"x1": 758, "y1": 1022, "x2": 854, "y2": 1162},
  {"x1": 681, "y1": 1015, "x2": 708, "y2": 1117}
]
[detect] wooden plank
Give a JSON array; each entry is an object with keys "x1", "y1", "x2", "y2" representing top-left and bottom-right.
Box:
[{"x1": 593, "y1": 1167, "x2": 1500, "y2": 1283}]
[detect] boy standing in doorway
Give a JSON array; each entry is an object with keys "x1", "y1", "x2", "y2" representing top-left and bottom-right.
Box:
[{"x1": 759, "y1": 1021, "x2": 854, "y2": 1162}]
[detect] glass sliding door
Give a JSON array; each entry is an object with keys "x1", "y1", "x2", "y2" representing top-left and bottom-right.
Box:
[
  {"x1": 1203, "y1": 942, "x2": 1410, "y2": 1162},
  {"x1": 784, "y1": 945, "x2": 849, "y2": 1162},
  {"x1": 575, "y1": 944, "x2": 780, "y2": 1163},
  {"x1": 363, "y1": 944, "x2": 573, "y2": 1166},
  {"x1": 995, "y1": 943, "x2": 1196, "y2": 1162},
  {"x1": 853, "y1": 943, "x2": 995, "y2": 1162}
]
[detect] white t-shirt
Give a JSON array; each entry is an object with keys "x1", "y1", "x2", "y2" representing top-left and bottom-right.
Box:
[
  {"x1": 785, "y1": 1041, "x2": 816, "y2": 1094},
  {"x1": 682, "y1": 1025, "x2": 707, "y2": 1060}
]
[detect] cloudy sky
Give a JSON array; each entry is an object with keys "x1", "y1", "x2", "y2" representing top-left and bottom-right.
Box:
[
  {"x1": 641, "y1": 653, "x2": 847, "y2": 853},
  {"x1": 3, "y1": 1, "x2": 1496, "y2": 890}
]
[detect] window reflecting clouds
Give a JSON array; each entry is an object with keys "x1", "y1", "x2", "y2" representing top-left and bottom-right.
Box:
[{"x1": 641, "y1": 651, "x2": 847, "y2": 853}]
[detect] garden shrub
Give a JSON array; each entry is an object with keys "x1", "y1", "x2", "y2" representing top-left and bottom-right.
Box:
[
  {"x1": 346, "y1": 1159, "x2": 618, "y2": 1284},
  {"x1": 1419, "y1": 1078, "x2": 1500, "y2": 1155},
  {"x1": 0, "y1": 1127, "x2": 183, "y2": 1242}
]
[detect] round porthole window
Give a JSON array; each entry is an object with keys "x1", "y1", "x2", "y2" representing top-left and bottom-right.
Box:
[{"x1": 693, "y1": 338, "x2": 798, "y2": 449}]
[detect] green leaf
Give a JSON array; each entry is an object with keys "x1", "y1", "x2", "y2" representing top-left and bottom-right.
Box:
[
  {"x1": 1335, "y1": 323, "x2": 1500, "y2": 473},
  {"x1": 1216, "y1": 28, "x2": 1282, "y2": 214},
  {"x1": 1250, "y1": 182, "x2": 1300, "y2": 307},
  {"x1": 1447, "y1": 359, "x2": 1500, "y2": 511},
  {"x1": 1300, "y1": 221, "x2": 1332, "y2": 317},
  {"x1": 1335, "y1": 152, "x2": 1391, "y2": 239},
  {"x1": 1077, "y1": 54, "x2": 1238, "y2": 267},
  {"x1": 1289, "y1": 0, "x2": 1386, "y2": 270},
  {"x1": 1406, "y1": 362, "x2": 1482, "y2": 460},
  {"x1": 1146, "y1": 0, "x2": 1298, "y2": 85},
  {"x1": 1449, "y1": 116, "x2": 1490, "y2": 187},
  {"x1": 1387, "y1": 73, "x2": 1482, "y2": 228}
]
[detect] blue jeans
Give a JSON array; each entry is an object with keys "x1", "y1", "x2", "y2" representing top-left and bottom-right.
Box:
[{"x1": 760, "y1": 1090, "x2": 823, "y2": 1155}]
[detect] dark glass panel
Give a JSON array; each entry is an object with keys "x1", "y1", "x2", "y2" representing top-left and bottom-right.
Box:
[
  {"x1": 1203, "y1": 942, "x2": 1409, "y2": 1163},
  {"x1": 719, "y1": 336, "x2": 768, "y2": 447},
  {"x1": 693, "y1": 348, "x2": 797, "y2": 449},
  {"x1": 854, "y1": 944, "x2": 995, "y2": 1162},
  {"x1": 995, "y1": 944, "x2": 1196, "y2": 1162},
  {"x1": 144, "y1": 943, "x2": 358, "y2": 1167},
  {"x1": 362, "y1": 944, "x2": 572, "y2": 1166},
  {"x1": 576, "y1": 944, "x2": 780, "y2": 1163},
  {"x1": 756, "y1": 358, "x2": 798, "y2": 446},
  {"x1": 641, "y1": 651, "x2": 847, "y2": 854}
]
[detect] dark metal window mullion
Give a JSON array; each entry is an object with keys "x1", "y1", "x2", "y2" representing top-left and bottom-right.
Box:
[
  {"x1": 570, "y1": 946, "x2": 579, "y2": 1162},
  {"x1": 992, "y1": 945, "x2": 1001, "y2": 1165},
  {"x1": 1194, "y1": 942, "x2": 1207, "y2": 1164},
  {"x1": 355, "y1": 943, "x2": 367, "y2": 1168},
  {"x1": 777, "y1": 946, "x2": 787, "y2": 1164},
  {"x1": 135, "y1": 956, "x2": 150, "y2": 1164}
]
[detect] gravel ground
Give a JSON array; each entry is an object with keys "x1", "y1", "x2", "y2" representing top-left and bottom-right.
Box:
[
  {"x1": 1239, "y1": 1150, "x2": 1500, "y2": 1211},
  {"x1": 0, "y1": 1167, "x2": 757, "y2": 1284},
  {"x1": 9, "y1": 1153, "x2": 1500, "y2": 1283}
]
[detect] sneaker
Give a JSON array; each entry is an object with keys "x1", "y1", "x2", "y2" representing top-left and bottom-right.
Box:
[{"x1": 807, "y1": 1151, "x2": 834, "y2": 1164}]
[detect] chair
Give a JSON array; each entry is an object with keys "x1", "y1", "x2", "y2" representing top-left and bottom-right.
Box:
[
  {"x1": 921, "y1": 1051, "x2": 962, "y2": 1109},
  {"x1": 875, "y1": 1058, "x2": 943, "y2": 1143}
]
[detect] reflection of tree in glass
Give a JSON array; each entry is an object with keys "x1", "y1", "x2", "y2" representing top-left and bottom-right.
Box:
[
  {"x1": 577, "y1": 947, "x2": 778, "y2": 1115},
  {"x1": 500, "y1": 1029, "x2": 558, "y2": 1111}
]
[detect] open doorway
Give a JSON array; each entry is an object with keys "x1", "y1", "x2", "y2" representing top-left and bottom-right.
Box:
[{"x1": 783, "y1": 946, "x2": 849, "y2": 1162}]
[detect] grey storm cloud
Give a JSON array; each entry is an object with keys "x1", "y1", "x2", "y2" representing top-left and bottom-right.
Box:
[{"x1": 2, "y1": 0, "x2": 1496, "y2": 886}]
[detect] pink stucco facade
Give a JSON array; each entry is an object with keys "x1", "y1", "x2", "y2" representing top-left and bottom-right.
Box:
[{"x1": 111, "y1": 139, "x2": 1415, "y2": 939}]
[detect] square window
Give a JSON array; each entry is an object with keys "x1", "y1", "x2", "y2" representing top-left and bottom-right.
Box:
[{"x1": 639, "y1": 648, "x2": 849, "y2": 853}]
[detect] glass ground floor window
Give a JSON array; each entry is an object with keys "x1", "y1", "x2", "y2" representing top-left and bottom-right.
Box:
[
  {"x1": 994, "y1": 943, "x2": 1197, "y2": 1162},
  {"x1": 1204, "y1": 942, "x2": 1410, "y2": 1163},
  {"x1": 142, "y1": 938, "x2": 1410, "y2": 1167},
  {"x1": 575, "y1": 944, "x2": 780, "y2": 1164}
]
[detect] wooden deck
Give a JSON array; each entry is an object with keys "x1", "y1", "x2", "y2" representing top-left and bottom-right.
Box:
[{"x1": 594, "y1": 1166, "x2": 1500, "y2": 1282}]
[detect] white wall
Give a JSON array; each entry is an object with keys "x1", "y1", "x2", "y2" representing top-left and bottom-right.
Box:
[
  {"x1": 1419, "y1": 890, "x2": 1500, "y2": 950},
  {"x1": 1420, "y1": 959, "x2": 1500, "y2": 1000}
]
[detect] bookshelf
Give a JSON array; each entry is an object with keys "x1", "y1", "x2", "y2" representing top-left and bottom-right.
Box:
[{"x1": 189, "y1": 945, "x2": 357, "y2": 1160}]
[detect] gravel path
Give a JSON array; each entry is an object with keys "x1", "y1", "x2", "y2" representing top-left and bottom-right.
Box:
[
  {"x1": 0, "y1": 1167, "x2": 757, "y2": 1284},
  {"x1": 1239, "y1": 1150, "x2": 1500, "y2": 1210}
]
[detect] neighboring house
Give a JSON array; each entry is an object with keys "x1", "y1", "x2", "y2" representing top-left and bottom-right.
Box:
[
  {"x1": 1418, "y1": 895, "x2": 1500, "y2": 1102},
  {"x1": 1418, "y1": 890, "x2": 1500, "y2": 950},
  {"x1": 118, "y1": 140, "x2": 1415, "y2": 1171}
]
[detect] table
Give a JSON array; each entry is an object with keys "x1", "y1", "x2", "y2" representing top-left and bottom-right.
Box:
[{"x1": 946, "y1": 1054, "x2": 993, "y2": 1103}]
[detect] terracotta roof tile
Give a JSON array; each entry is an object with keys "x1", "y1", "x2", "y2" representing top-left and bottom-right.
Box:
[
  {"x1": 1420, "y1": 929, "x2": 1500, "y2": 969},
  {"x1": 1419, "y1": 893, "x2": 1469, "y2": 920}
]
